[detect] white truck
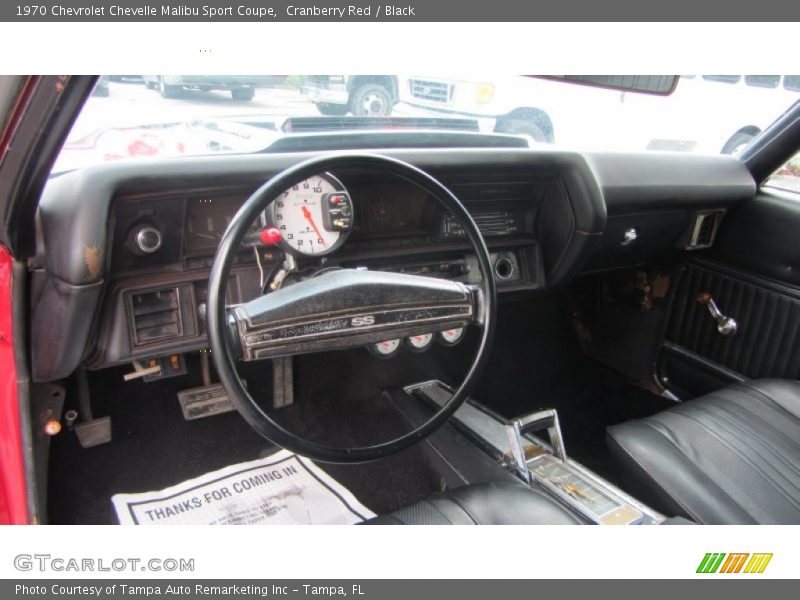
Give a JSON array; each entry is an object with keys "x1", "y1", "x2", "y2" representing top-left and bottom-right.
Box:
[
  {"x1": 303, "y1": 75, "x2": 399, "y2": 117},
  {"x1": 397, "y1": 75, "x2": 560, "y2": 143},
  {"x1": 397, "y1": 75, "x2": 800, "y2": 154}
]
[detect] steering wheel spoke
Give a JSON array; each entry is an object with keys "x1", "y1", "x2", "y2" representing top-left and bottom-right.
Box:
[{"x1": 230, "y1": 269, "x2": 475, "y2": 361}]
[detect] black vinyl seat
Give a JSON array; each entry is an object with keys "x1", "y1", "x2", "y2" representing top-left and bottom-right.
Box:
[
  {"x1": 607, "y1": 379, "x2": 800, "y2": 524},
  {"x1": 365, "y1": 481, "x2": 581, "y2": 524}
]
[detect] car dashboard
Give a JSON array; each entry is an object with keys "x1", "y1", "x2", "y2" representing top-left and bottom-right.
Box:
[{"x1": 31, "y1": 147, "x2": 756, "y2": 382}]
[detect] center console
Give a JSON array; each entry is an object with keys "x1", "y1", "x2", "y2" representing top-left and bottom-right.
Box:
[{"x1": 406, "y1": 380, "x2": 665, "y2": 525}]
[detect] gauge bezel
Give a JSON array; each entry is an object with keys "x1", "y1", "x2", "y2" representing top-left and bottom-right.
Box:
[
  {"x1": 264, "y1": 171, "x2": 352, "y2": 257},
  {"x1": 135, "y1": 226, "x2": 162, "y2": 254},
  {"x1": 405, "y1": 332, "x2": 434, "y2": 353},
  {"x1": 368, "y1": 339, "x2": 402, "y2": 359},
  {"x1": 437, "y1": 327, "x2": 466, "y2": 347}
]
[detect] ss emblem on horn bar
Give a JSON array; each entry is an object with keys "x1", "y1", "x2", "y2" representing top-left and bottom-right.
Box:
[{"x1": 351, "y1": 315, "x2": 376, "y2": 327}]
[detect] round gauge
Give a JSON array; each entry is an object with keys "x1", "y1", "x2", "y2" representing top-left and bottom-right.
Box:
[
  {"x1": 368, "y1": 197, "x2": 396, "y2": 229},
  {"x1": 370, "y1": 339, "x2": 401, "y2": 358},
  {"x1": 266, "y1": 173, "x2": 353, "y2": 256},
  {"x1": 438, "y1": 327, "x2": 465, "y2": 346},
  {"x1": 406, "y1": 333, "x2": 434, "y2": 352}
]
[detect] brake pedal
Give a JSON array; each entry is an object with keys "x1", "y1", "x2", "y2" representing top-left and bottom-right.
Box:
[
  {"x1": 74, "y1": 368, "x2": 112, "y2": 448},
  {"x1": 75, "y1": 416, "x2": 112, "y2": 448}
]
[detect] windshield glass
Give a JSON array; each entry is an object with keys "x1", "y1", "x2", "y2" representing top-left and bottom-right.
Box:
[{"x1": 55, "y1": 74, "x2": 800, "y2": 173}]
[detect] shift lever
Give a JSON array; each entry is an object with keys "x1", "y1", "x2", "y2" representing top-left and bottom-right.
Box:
[{"x1": 506, "y1": 409, "x2": 567, "y2": 484}]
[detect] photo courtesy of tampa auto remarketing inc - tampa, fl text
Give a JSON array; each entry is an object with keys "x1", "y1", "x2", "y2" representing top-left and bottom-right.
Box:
[{"x1": 0, "y1": 0, "x2": 799, "y2": 596}]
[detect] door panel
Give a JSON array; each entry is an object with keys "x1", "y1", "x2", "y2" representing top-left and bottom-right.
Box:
[
  {"x1": 660, "y1": 189, "x2": 800, "y2": 397},
  {"x1": 666, "y1": 261, "x2": 800, "y2": 378},
  {"x1": 711, "y1": 189, "x2": 800, "y2": 288}
]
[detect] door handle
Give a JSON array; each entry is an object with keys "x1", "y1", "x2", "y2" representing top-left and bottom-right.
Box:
[{"x1": 697, "y1": 292, "x2": 738, "y2": 336}]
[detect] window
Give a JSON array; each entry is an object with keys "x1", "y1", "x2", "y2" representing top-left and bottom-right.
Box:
[
  {"x1": 765, "y1": 151, "x2": 800, "y2": 194},
  {"x1": 702, "y1": 75, "x2": 741, "y2": 84},
  {"x1": 745, "y1": 75, "x2": 780, "y2": 89},
  {"x1": 784, "y1": 76, "x2": 800, "y2": 92},
  {"x1": 54, "y1": 74, "x2": 800, "y2": 173}
]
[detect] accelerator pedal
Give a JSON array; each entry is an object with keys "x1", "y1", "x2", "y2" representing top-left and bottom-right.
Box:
[{"x1": 177, "y1": 383, "x2": 238, "y2": 420}]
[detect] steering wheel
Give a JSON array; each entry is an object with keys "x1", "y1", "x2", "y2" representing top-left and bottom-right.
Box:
[{"x1": 207, "y1": 154, "x2": 496, "y2": 462}]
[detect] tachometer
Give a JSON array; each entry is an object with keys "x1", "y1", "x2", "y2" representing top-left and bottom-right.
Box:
[{"x1": 266, "y1": 173, "x2": 353, "y2": 256}]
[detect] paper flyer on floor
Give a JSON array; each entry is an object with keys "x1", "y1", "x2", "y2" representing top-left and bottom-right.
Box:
[{"x1": 112, "y1": 450, "x2": 375, "y2": 525}]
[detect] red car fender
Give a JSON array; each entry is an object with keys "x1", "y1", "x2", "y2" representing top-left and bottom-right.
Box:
[{"x1": 0, "y1": 244, "x2": 28, "y2": 524}]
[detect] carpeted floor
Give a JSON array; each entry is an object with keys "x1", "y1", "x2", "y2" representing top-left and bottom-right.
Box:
[{"x1": 48, "y1": 349, "x2": 451, "y2": 524}]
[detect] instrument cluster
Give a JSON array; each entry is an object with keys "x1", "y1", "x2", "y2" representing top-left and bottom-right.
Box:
[{"x1": 176, "y1": 172, "x2": 431, "y2": 261}]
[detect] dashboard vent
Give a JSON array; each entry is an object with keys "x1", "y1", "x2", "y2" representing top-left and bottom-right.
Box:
[
  {"x1": 129, "y1": 288, "x2": 182, "y2": 345},
  {"x1": 475, "y1": 211, "x2": 521, "y2": 235},
  {"x1": 688, "y1": 210, "x2": 724, "y2": 249},
  {"x1": 441, "y1": 210, "x2": 521, "y2": 238}
]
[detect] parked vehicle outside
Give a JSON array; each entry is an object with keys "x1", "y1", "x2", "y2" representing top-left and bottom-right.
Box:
[
  {"x1": 396, "y1": 75, "x2": 800, "y2": 153},
  {"x1": 623, "y1": 75, "x2": 800, "y2": 154},
  {"x1": 397, "y1": 75, "x2": 564, "y2": 143},
  {"x1": 142, "y1": 75, "x2": 288, "y2": 101},
  {"x1": 303, "y1": 75, "x2": 398, "y2": 116}
]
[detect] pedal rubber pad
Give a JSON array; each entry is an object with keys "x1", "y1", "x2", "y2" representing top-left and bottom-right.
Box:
[
  {"x1": 177, "y1": 383, "x2": 236, "y2": 420},
  {"x1": 74, "y1": 416, "x2": 112, "y2": 448}
]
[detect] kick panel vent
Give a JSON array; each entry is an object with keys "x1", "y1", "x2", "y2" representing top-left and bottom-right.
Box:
[{"x1": 129, "y1": 287, "x2": 183, "y2": 345}]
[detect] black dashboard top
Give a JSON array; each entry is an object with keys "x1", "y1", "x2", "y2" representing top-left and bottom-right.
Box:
[{"x1": 39, "y1": 147, "x2": 753, "y2": 288}]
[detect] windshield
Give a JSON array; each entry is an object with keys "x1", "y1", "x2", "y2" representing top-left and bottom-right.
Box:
[{"x1": 55, "y1": 74, "x2": 800, "y2": 173}]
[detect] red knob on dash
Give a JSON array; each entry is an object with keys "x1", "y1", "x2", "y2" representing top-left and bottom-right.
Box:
[{"x1": 259, "y1": 227, "x2": 282, "y2": 246}]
